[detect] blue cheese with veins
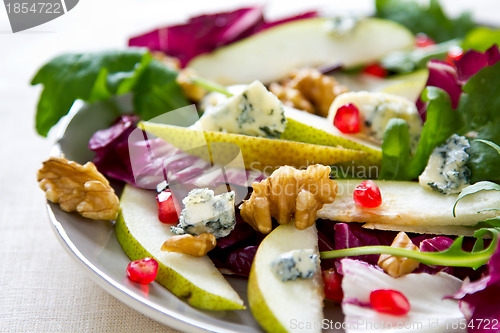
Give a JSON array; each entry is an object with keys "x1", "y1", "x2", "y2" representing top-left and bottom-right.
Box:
[
  {"x1": 271, "y1": 249, "x2": 318, "y2": 282},
  {"x1": 419, "y1": 134, "x2": 471, "y2": 194},
  {"x1": 171, "y1": 188, "x2": 236, "y2": 238},
  {"x1": 328, "y1": 91, "x2": 423, "y2": 153},
  {"x1": 198, "y1": 80, "x2": 287, "y2": 138}
]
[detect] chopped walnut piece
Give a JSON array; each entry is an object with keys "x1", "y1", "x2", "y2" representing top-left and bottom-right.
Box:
[
  {"x1": 271, "y1": 69, "x2": 348, "y2": 117},
  {"x1": 176, "y1": 68, "x2": 207, "y2": 102},
  {"x1": 161, "y1": 233, "x2": 216, "y2": 257},
  {"x1": 378, "y1": 232, "x2": 420, "y2": 277},
  {"x1": 269, "y1": 82, "x2": 314, "y2": 114},
  {"x1": 240, "y1": 165, "x2": 337, "y2": 234},
  {"x1": 37, "y1": 157, "x2": 119, "y2": 220}
]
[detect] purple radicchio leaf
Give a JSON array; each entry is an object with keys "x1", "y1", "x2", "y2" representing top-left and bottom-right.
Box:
[
  {"x1": 456, "y1": 44, "x2": 500, "y2": 83},
  {"x1": 451, "y1": 242, "x2": 500, "y2": 333}
]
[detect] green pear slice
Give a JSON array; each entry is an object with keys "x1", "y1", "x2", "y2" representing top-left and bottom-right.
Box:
[
  {"x1": 318, "y1": 180, "x2": 500, "y2": 229},
  {"x1": 248, "y1": 223, "x2": 323, "y2": 333},
  {"x1": 140, "y1": 121, "x2": 365, "y2": 172},
  {"x1": 116, "y1": 184, "x2": 245, "y2": 310},
  {"x1": 281, "y1": 117, "x2": 381, "y2": 167},
  {"x1": 188, "y1": 18, "x2": 414, "y2": 85}
]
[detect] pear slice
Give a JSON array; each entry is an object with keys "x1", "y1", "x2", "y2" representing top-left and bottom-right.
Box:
[
  {"x1": 116, "y1": 184, "x2": 244, "y2": 310},
  {"x1": 248, "y1": 223, "x2": 323, "y2": 333},
  {"x1": 188, "y1": 18, "x2": 414, "y2": 85},
  {"x1": 281, "y1": 117, "x2": 381, "y2": 167},
  {"x1": 140, "y1": 121, "x2": 365, "y2": 172},
  {"x1": 318, "y1": 180, "x2": 500, "y2": 228}
]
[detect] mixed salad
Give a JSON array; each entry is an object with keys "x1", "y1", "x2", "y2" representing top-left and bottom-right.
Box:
[{"x1": 35, "y1": 1, "x2": 500, "y2": 332}]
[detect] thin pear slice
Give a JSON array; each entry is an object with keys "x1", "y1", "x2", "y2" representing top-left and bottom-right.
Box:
[
  {"x1": 140, "y1": 121, "x2": 365, "y2": 172},
  {"x1": 318, "y1": 180, "x2": 500, "y2": 228},
  {"x1": 248, "y1": 223, "x2": 323, "y2": 333},
  {"x1": 188, "y1": 18, "x2": 414, "y2": 85},
  {"x1": 116, "y1": 184, "x2": 244, "y2": 310},
  {"x1": 281, "y1": 117, "x2": 381, "y2": 167}
]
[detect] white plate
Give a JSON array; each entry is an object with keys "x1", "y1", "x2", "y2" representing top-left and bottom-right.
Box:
[{"x1": 46, "y1": 98, "x2": 344, "y2": 333}]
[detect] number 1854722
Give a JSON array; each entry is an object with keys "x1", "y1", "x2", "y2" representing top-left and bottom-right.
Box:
[{"x1": 6, "y1": 2, "x2": 62, "y2": 14}]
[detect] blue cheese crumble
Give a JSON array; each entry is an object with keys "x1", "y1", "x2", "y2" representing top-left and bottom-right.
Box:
[
  {"x1": 328, "y1": 91, "x2": 423, "y2": 153},
  {"x1": 171, "y1": 188, "x2": 236, "y2": 238},
  {"x1": 419, "y1": 134, "x2": 471, "y2": 194},
  {"x1": 271, "y1": 249, "x2": 318, "y2": 282},
  {"x1": 198, "y1": 80, "x2": 287, "y2": 138}
]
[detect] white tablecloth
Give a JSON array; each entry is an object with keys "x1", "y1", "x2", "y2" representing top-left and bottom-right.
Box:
[{"x1": 0, "y1": 0, "x2": 498, "y2": 332}]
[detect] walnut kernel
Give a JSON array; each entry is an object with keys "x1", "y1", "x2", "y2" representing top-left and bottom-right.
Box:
[
  {"x1": 176, "y1": 68, "x2": 207, "y2": 102},
  {"x1": 378, "y1": 232, "x2": 420, "y2": 277},
  {"x1": 240, "y1": 165, "x2": 337, "y2": 234},
  {"x1": 37, "y1": 157, "x2": 119, "y2": 220},
  {"x1": 161, "y1": 233, "x2": 217, "y2": 257}
]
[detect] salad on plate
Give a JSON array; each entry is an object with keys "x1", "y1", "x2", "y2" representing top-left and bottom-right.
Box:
[{"x1": 35, "y1": 1, "x2": 500, "y2": 332}]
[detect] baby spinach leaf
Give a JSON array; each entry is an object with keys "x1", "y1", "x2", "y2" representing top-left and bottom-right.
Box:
[
  {"x1": 32, "y1": 49, "x2": 189, "y2": 137},
  {"x1": 375, "y1": 0, "x2": 475, "y2": 43},
  {"x1": 463, "y1": 27, "x2": 500, "y2": 52},
  {"x1": 379, "y1": 119, "x2": 410, "y2": 180}
]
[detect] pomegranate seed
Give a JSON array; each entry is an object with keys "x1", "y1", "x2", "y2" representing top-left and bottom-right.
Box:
[
  {"x1": 370, "y1": 289, "x2": 410, "y2": 316},
  {"x1": 353, "y1": 180, "x2": 382, "y2": 208},
  {"x1": 333, "y1": 104, "x2": 360, "y2": 133},
  {"x1": 445, "y1": 46, "x2": 464, "y2": 66},
  {"x1": 322, "y1": 269, "x2": 344, "y2": 302},
  {"x1": 156, "y1": 189, "x2": 179, "y2": 224},
  {"x1": 415, "y1": 33, "x2": 435, "y2": 48},
  {"x1": 126, "y1": 257, "x2": 159, "y2": 284},
  {"x1": 362, "y1": 63, "x2": 387, "y2": 78}
]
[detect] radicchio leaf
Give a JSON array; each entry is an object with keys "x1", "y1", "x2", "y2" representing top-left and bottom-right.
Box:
[{"x1": 128, "y1": 7, "x2": 317, "y2": 67}]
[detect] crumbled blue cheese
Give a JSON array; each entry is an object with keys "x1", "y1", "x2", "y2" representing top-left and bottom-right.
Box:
[
  {"x1": 419, "y1": 134, "x2": 471, "y2": 194},
  {"x1": 271, "y1": 249, "x2": 318, "y2": 282},
  {"x1": 198, "y1": 80, "x2": 287, "y2": 138},
  {"x1": 328, "y1": 91, "x2": 423, "y2": 153},
  {"x1": 171, "y1": 188, "x2": 236, "y2": 238}
]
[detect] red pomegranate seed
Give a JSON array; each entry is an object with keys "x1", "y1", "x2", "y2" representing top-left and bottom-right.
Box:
[
  {"x1": 370, "y1": 289, "x2": 410, "y2": 316},
  {"x1": 333, "y1": 103, "x2": 360, "y2": 134},
  {"x1": 446, "y1": 46, "x2": 464, "y2": 66},
  {"x1": 156, "y1": 189, "x2": 179, "y2": 224},
  {"x1": 323, "y1": 269, "x2": 344, "y2": 302},
  {"x1": 126, "y1": 257, "x2": 159, "y2": 284},
  {"x1": 362, "y1": 63, "x2": 387, "y2": 78},
  {"x1": 353, "y1": 180, "x2": 382, "y2": 208},
  {"x1": 415, "y1": 33, "x2": 435, "y2": 48}
]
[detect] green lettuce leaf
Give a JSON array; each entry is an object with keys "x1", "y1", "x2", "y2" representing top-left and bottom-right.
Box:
[{"x1": 462, "y1": 27, "x2": 500, "y2": 52}]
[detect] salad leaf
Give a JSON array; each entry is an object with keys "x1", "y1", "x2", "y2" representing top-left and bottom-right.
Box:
[
  {"x1": 32, "y1": 50, "x2": 190, "y2": 137},
  {"x1": 415, "y1": 236, "x2": 454, "y2": 275},
  {"x1": 321, "y1": 228, "x2": 500, "y2": 270},
  {"x1": 379, "y1": 118, "x2": 410, "y2": 180},
  {"x1": 379, "y1": 86, "x2": 462, "y2": 180},
  {"x1": 375, "y1": 0, "x2": 475, "y2": 43},
  {"x1": 453, "y1": 181, "x2": 500, "y2": 217},
  {"x1": 462, "y1": 27, "x2": 500, "y2": 52},
  {"x1": 32, "y1": 50, "x2": 148, "y2": 136},
  {"x1": 456, "y1": 45, "x2": 500, "y2": 82}
]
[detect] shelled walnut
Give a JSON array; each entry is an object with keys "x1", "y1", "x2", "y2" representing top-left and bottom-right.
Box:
[
  {"x1": 37, "y1": 157, "x2": 119, "y2": 220},
  {"x1": 270, "y1": 68, "x2": 348, "y2": 117},
  {"x1": 378, "y1": 232, "x2": 420, "y2": 277},
  {"x1": 161, "y1": 233, "x2": 216, "y2": 257},
  {"x1": 240, "y1": 165, "x2": 337, "y2": 234},
  {"x1": 176, "y1": 68, "x2": 207, "y2": 102}
]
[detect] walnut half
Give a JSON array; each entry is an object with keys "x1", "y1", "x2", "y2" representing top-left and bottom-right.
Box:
[
  {"x1": 240, "y1": 165, "x2": 337, "y2": 234},
  {"x1": 37, "y1": 157, "x2": 119, "y2": 220},
  {"x1": 378, "y1": 232, "x2": 420, "y2": 277},
  {"x1": 161, "y1": 233, "x2": 217, "y2": 257}
]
